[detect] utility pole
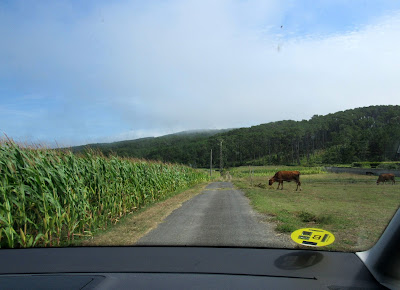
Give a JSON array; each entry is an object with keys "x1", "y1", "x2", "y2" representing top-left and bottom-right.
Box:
[
  {"x1": 220, "y1": 140, "x2": 223, "y2": 174},
  {"x1": 210, "y1": 149, "x2": 212, "y2": 177}
]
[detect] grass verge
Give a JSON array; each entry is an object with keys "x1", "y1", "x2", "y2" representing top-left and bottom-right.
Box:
[{"x1": 80, "y1": 182, "x2": 209, "y2": 246}]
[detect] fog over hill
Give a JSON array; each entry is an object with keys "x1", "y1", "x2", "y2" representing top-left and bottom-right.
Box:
[{"x1": 72, "y1": 106, "x2": 400, "y2": 167}]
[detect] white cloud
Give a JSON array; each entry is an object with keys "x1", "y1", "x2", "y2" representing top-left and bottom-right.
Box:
[{"x1": 1, "y1": 1, "x2": 400, "y2": 145}]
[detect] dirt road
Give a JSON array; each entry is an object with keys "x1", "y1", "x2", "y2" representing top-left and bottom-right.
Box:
[{"x1": 136, "y1": 182, "x2": 292, "y2": 247}]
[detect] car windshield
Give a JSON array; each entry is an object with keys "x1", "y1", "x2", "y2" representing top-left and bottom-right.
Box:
[{"x1": 1, "y1": 1, "x2": 399, "y2": 252}]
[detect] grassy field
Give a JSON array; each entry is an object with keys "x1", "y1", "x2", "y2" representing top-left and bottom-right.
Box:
[
  {"x1": 230, "y1": 165, "x2": 326, "y2": 178},
  {"x1": 231, "y1": 166, "x2": 400, "y2": 251}
]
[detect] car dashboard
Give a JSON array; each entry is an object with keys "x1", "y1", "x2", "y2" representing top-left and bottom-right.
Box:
[
  {"x1": 0, "y1": 246, "x2": 387, "y2": 289},
  {"x1": 1, "y1": 208, "x2": 399, "y2": 289}
]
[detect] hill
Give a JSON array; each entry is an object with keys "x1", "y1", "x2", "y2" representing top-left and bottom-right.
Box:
[
  {"x1": 72, "y1": 105, "x2": 400, "y2": 167},
  {"x1": 71, "y1": 129, "x2": 231, "y2": 166}
]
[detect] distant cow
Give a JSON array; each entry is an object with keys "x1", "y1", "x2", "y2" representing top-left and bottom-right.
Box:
[
  {"x1": 269, "y1": 171, "x2": 301, "y2": 191},
  {"x1": 376, "y1": 173, "x2": 395, "y2": 185}
]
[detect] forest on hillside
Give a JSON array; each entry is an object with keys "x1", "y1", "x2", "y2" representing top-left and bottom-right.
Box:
[{"x1": 73, "y1": 106, "x2": 400, "y2": 168}]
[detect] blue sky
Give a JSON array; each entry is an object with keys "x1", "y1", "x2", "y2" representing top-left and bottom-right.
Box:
[{"x1": 1, "y1": 1, "x2": 400, "y2": 146}]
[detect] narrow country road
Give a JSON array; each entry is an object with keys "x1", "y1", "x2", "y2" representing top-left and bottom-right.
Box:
[{"x1": 136, "y1": 182, "x2": 292, "y2": 247}]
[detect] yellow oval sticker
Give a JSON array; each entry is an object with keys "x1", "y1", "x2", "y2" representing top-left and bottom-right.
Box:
[{"x1": 291, "y1": 228, "x2": 335, "y2": 247}]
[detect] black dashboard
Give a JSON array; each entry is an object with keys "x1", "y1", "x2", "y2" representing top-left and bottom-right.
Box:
[
  {"x1": 0, "y1": 246, "x2": 385, "y2": 289},
  {"x1": 1, "y1": 207, "x2": 399, "y2": 289}
]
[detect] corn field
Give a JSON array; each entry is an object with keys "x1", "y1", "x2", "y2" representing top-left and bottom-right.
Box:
[{"x1": 0, "y1": 141, "x2": 208, "y2": 248}]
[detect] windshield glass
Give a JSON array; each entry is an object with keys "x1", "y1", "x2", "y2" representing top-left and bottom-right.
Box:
[{"x1": 1, "y1": 1, "x2": 400, "y2": 252}]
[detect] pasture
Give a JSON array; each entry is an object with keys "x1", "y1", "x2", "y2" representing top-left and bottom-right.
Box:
[{"x1": 231, "y1": 166, "x2": 400, "y2": 252}]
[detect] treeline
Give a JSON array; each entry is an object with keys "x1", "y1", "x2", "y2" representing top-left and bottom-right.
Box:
[
  {"x1": 72, "y1": 129, "x2": 230, "y2": 166},
  {"x1": 74, "y1": 106, "x2": 400, "y2": 167}
]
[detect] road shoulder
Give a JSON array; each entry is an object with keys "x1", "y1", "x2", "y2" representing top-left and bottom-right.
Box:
[{"x1": 80, "y1": 182, "x2": 210, "y2": 246}]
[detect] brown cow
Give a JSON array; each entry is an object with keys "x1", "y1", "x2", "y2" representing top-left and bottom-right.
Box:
[
  {"x1": 269, "y1": 171, "x2": 301, "y2": 191},
  {"x1": 376, "y1": 173, "x2": 395, "y2": 185}
]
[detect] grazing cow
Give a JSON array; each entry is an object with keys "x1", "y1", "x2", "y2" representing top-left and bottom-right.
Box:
[
  {"x1": 376, "y1": 173, "x2": 395, "y2": 185},
  {"x1": 269, "y1": 171, "x2": 301, "y2": 191}
]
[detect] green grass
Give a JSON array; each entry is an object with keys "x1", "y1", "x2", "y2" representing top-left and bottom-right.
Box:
[
  {"x1": 0, "y1": 141, "x2": 209, "y2": 248},
  {"x1": 233, "y1": 170, "x2": 399, "y2": 252},
  {"x1": 230, "y1": 165, "x2": 326, "y2": 179}
]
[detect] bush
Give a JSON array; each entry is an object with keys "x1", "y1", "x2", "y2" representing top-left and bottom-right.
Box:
[
  {"x1": 316, "y1": 215, "x2": 334, "y2": 225},
  {"x1": 276, "y1": 224, "x2": 297, "y2": 233},
  {"x1": 377, "y1": 162, "x2": 400, "y2": 170},
  {"x1": 369, "y1": 162, "x2": 380, "y2": 168},
  {"x1": 297, "y1": 211, "x2": 334, "y2": 225},
  {"x1": 298, "y1": 211, "x2": 317, "y2": 222}
]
